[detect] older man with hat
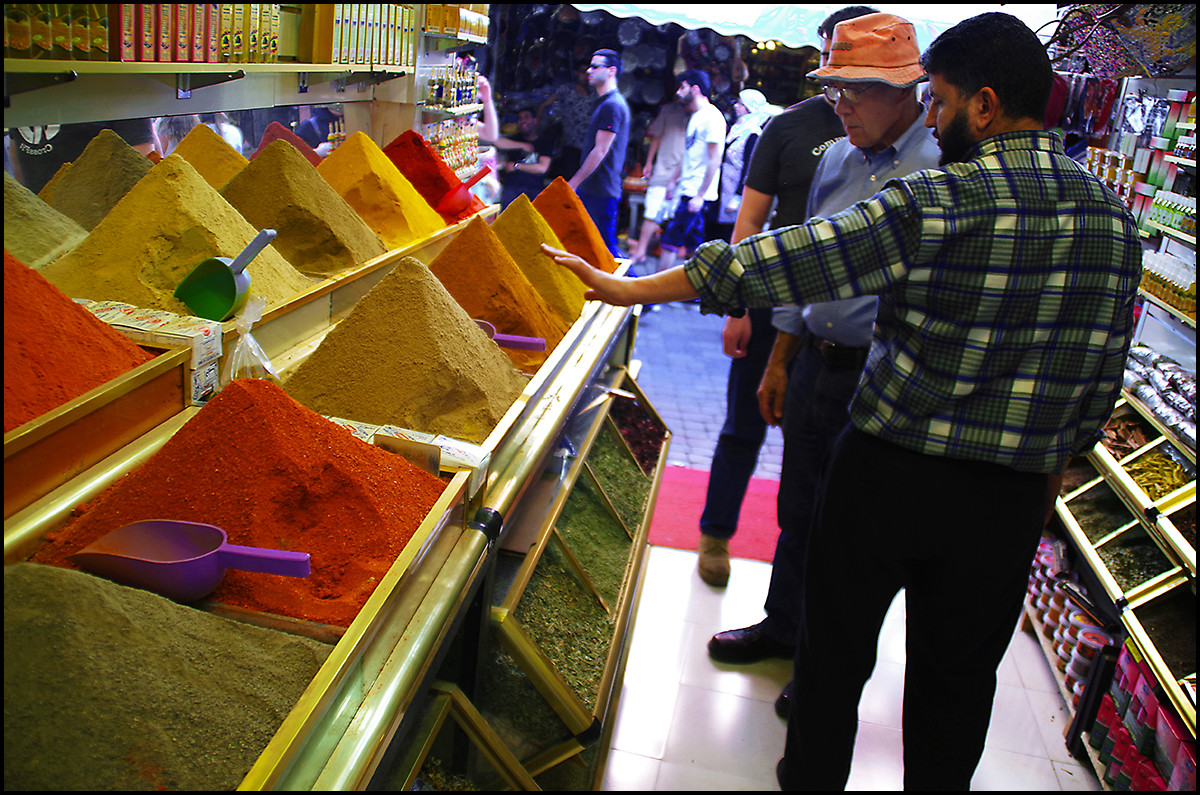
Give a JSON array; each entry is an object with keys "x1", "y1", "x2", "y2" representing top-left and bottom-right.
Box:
[{"x1": 706, "y1": 9, "x2": 941, "y2": 711}]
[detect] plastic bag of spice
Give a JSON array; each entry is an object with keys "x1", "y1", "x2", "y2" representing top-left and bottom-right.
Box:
[{"x1": 221, "y1": 296, "x2": 282, "y2": 388}]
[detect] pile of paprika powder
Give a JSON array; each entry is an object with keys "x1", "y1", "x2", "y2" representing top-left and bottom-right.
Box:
[
  {"x1": 31, "y1": 378, "x2": 447, "y2": 628},
  {"x1": 4, "y1": 250, "x2": 156, "y2": 433},
  {"x1": 383, "y1": 129, "x2": 485, "y2": 225}
]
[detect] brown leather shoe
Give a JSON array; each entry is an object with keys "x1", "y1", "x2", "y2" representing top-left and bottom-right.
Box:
[{"x1": 697, "y1": 535, "x2": 730, "y2": 587}]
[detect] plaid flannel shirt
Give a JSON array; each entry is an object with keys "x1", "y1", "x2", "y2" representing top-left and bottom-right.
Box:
[{"x1": 685, "y1": 130, "x2": 1142, "y2": 473}]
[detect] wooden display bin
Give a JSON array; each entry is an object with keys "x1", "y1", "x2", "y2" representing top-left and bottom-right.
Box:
[{"x1": 3, "y1": 346, "x2": 191, "y2": 521}]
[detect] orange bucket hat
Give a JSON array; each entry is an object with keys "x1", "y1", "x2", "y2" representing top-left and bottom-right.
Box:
[{"x1": 807, "y1": 12, "x2": 927, "y2": 88}]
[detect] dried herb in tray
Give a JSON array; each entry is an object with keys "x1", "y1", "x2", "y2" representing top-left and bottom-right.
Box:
[
  {"x1": 1095, "y1": 527, "x2": 1175, "y2": 593},
  {"x1": 1067, "y1": 480, "x2": 1137, "y2": 543}
]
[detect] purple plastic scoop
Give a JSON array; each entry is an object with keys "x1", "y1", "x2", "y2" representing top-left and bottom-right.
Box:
[
  {"x1": 473, "y1": 319, "x2": 547, "y2": 351},
  {"x1": 69, "y1": 520, "x2": 311, "y2": 603}
]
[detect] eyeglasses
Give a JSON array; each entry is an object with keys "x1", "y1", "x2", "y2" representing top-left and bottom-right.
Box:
[{"x1": 822, "y1": 84, "x2": 876, "y2": 104}]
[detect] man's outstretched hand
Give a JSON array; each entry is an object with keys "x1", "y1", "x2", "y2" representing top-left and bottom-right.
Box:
[{"x1": 542, "y1": 244, "x2": 701, "y2": 307}]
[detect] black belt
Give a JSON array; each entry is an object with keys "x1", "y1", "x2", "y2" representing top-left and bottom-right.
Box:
[{"x1": 807, "y1": 333, "x2": 868, "y2": 370}]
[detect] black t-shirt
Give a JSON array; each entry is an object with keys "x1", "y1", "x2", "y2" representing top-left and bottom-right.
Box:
[
  {"x1": 501, "y1": 131, "x2": 557, "y2": 194},
  {"x1": 744, "y1": 96, "x2": 845, "y2": 228},
  {"x1": 10, "y1": 118, "x2": 155, "y2": 194}
]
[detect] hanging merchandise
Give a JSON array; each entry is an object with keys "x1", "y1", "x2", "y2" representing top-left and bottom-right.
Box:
[{"x1": 1046, "y1": 4, "x2": 1196, "y2": 78}]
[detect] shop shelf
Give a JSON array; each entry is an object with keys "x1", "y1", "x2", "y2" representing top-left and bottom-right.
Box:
[{"x1": 1124, "y1": 584, "x2": 1196, "y2": 735}]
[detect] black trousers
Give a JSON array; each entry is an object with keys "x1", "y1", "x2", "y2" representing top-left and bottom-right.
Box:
[{"x1": 780, "y1": 426, "x2": 1048, "y2": 790}]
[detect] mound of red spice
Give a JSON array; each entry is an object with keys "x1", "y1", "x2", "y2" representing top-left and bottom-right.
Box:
[
  {"x1": 31, "y1": 378, "x2": 447, "y2": 627},
  {"x1": 533, "y1": 177, "x2": 620, "y2": 274},
  {"x1": 251, "y1": 121, "x2": 322, "y2": 167},
  {"x1": 383, "y1": 129, "x2": 484, "y2": 225},
  {"x1": 4, "y1": 250, "x2": 156, "y2": 433}
]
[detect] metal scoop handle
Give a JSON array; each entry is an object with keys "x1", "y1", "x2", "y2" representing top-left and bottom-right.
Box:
[{"x1": 229, "y1": 228, "x2": 277, "y2": 275}]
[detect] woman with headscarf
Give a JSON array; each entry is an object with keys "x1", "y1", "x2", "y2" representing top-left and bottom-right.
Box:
[{"x1": 712, "y1": 89, "x2": 777, "y2": 242}]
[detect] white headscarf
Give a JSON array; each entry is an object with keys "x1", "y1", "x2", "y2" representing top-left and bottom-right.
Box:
[{"x1": 727, "y1": 88, "x2": 777, "y2": 144}]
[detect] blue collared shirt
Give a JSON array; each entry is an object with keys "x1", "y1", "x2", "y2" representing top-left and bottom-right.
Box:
[{"x1": 773, "y1": 111, "x2": 941, "y2": 346}]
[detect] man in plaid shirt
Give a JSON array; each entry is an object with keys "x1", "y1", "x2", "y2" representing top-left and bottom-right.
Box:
[{"x1": 548, "y1": 12, "x2": 1141, "y2": 790}]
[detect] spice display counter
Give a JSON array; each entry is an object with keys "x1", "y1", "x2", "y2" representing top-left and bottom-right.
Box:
[
  {"x1": 6, "y1": 273, "x2": 660, "y2": 790},
  {"x1": 1046, "y1": 391, "x2": 1195, "y2": 770}
]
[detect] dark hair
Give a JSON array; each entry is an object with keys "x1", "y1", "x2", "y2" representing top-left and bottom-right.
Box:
[
  {"x1": 593, "y1": 48, "x2": 623, "y2": 77},
  {"x1": 677, "y1": 68, "x2": 711, "y2": 98},
  {"x1": 919, "y1": 12, "x2": 1052, "y2": 122},
  {"x1": 818, "y1": 6, "x2": 879, "y2": 39},
  {"x1": 516, "y1": 106, "x2": 538, "y2": 118}
]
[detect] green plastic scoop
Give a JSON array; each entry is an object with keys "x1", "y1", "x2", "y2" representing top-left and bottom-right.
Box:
[{"x1": 174, "y1": 229, "x2": 277, "y2": 321}]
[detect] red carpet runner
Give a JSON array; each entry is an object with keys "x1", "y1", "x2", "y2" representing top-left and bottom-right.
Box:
[{"x1": 648, "y1": 466, "x2": 779, "y2": 563}]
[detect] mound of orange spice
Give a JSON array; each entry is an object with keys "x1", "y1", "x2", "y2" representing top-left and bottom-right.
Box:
[{"x1": 32, "y1": 378, "x2": 447, "y2": 628}]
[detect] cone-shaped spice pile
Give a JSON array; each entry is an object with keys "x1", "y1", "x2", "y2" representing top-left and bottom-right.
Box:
[
  {"x1": 171, "y1": 121, "x2": 250, "y2": 190},
  {"x1": 491, "y1": 194, "x2": 588, "y2": 325},
  {"x1": 4, "y1": 250, "x2": 155, "y2": 432},
  {"x1": 428, "y1": 216, "x2": 569, "y2": 372},
  {"x1": 222, "y1": 140, "x2": 386, "y2": 278},
  {"x1": 383, "y1": 129, "x2": 485, "y2": 225},
  {"x1": 252, "y1": 120, "x2": 322, "y2": 167},
  {"x1": 29, "y1": 378, "x2": 447, "y2": 628},
  {"x1": 283, "y1": 256, "x2": 527, "y2": 444},
  {"x1": 533, "y1": 176, "x2": 620, "y2": 273},
  {"x1": 4, "y1": 171, "x2": 88, "y2": 269},
  {"x1": 39, "y1": 128, "x2": 153, "y2": 231},
  {"x1": 38, "y1": 155, "x2": 315, "y2": 314},
  {"x1": 317, "y1": 131, "x2": 446, "y2": 251}
]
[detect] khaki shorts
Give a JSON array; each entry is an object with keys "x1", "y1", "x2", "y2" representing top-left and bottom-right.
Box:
[{"x1": 644, "y1": 185, "x2": 676, "y2": 225}]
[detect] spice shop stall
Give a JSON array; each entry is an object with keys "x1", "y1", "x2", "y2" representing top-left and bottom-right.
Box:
[{"x1": 5, "y1": 4, "x2": 670, "y2": 789}]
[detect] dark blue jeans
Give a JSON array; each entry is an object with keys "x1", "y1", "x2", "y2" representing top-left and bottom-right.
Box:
[
  {"x1": 578, "y1": 192, "x2": 621, "y2": 258},
  {"x1": 699, "y1": 308, "x2": 774, "y2": 541},
  {"x1": 761, "y1": 337, "x2": 862, "y2": 643},
  {"x1": 780, "y1": 426, "x2": 1048, "y2": 790}
]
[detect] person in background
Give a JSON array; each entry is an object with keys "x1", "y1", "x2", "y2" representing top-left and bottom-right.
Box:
[
  {"x1": 493, "y1": 106, "x2": 555, "y2": 209},
  {"x1": 655, "y1": 69, "x2": 726, "y2": 281},
  {"x1": 568, "y1": 49, "x2": 630, "y2": 258},
  {"x1": 200, "y1": 112, "x2": 244, "y2": 156},
  {"x1": 8, "y1": 117, "x2": 156, "y2": 193},
  {"x1": 711, "y1": 88, "x2": 776, "y2": 244},
  {"x1": 543, "y1": 61, "x2": 596, "y2": 182},
  {"x1": 629, "y1": 96, "x2": 689, "y2": 268},
  {"x1": 690, "y1": 84, "x2": 780, "y2": 588},
  {"x1": 153, "y1": 114, "x2": 201, "y2": 158},
  {"x1": 695, "y1": 4, "x2": 876, "y2": 596},
  {"x1": 295, "y1": 105, "x2": 344, "y2": 155},
  {"x1": 546, "y1": 12, "x2": 1141, "y2": 789}
]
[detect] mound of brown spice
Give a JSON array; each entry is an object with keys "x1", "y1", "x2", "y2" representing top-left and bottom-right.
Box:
[
  {"x1": 39, "y1": 127, "x2": 153, "y2": 231},
  {"x1": 221, "y1": 139, "x2": 386, "y2": 278},
  {"x1": 283, "y1": 256, "x2": 527, "y2": 444}
]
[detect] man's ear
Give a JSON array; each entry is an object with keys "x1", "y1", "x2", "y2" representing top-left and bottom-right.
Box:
[{"x1": 971, "y1": 87, "x2": 1002, "y2": 135}]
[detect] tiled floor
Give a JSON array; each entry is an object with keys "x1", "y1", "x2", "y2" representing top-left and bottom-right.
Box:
[
  {"x1": 608, "y1": 277, "x2": 1104, "y2": 790},
  {"x1": 599, "y1": 548, "x2": 1104, "y2": 791}
]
